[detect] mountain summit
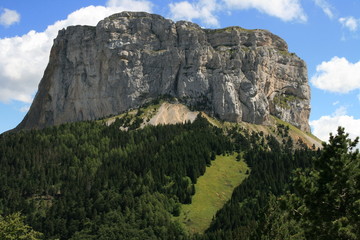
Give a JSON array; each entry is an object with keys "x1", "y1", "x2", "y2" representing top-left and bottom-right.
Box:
[{"x1": 16, "y1": 11, "x2": 310, "y2": 132}]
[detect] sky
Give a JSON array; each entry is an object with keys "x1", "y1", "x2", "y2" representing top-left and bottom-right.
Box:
[{"x1": 0, "y1": 0, "x2": 359, "y2": 142}]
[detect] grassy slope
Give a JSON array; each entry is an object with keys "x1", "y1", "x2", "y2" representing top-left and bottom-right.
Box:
[
  {"x1": 98, "y1": 102, "x2": 322, "y2": 234},
  {"x1": 175, "y1": 154, "x2": 249, "y2": 234},
  {"x1": 272, "y1": 116, "x2": 323, "y2": 148}
]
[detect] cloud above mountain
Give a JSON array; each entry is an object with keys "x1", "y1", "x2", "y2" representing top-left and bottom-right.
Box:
[
  {"x1": 169, "y1": 0, "x2": 307, "y2": 27},
  {"x1": 0, "y1": 0, "x2": 153, "y2": 103}
]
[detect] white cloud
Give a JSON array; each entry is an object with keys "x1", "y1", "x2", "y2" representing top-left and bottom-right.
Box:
[
  {"x1": 169, "y1": 0, "x2": 219, "y2": 27},
  {"x1": 0, "y1": 8, "x2": 20, "y2": 27},
  {"x1": 339, "y1": 16, "x2": 359, "y2": 32},
  {"x1": 314, "y1": 0, "x2": 334, "y2": 19},
  {"x1": 310, "y1": 107, "x2": 360, "y2": 145},
  {"x1": 0, "y1": 1, "x2": 152, "y2": 104},
  {"x1": 169, "y1": 0, "x2": 307, "y2": 27},
  {"x1": 311, "y1": 57, "x2": 360, "y2": 93},
  {"x1": 222, "y1": 0, "x2": 307, "y2": 22}
]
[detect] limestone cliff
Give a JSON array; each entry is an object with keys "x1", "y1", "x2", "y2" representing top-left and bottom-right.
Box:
[{"x1": 16, "y1": 12, "x2": 311, "y2": 132}]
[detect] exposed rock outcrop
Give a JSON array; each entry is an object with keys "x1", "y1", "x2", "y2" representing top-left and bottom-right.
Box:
[
  {"x1": 148, "y1": 102, "x2": 199, "y2": 126},
  {"x1": 17, "y1": 12, "x2": 311, "y2": 132}
]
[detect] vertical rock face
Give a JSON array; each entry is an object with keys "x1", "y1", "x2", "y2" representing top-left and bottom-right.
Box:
[{"x1": 17, "y1": 12, "x2": 311, "y2": 132}]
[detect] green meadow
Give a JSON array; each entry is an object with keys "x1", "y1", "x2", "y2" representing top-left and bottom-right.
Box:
[{"x1": 175, "y1": 154, "x2": 249, "y2": 234}]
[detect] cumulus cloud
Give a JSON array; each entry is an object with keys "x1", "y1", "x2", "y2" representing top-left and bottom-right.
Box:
[
  {"x1": 0, "y1": 8, "x2": 20, "y2": 27},
  {"x1": 169, "y1": 0, "x2": 307, "y2": 27},
  {"x1": 314, "y1": 0, "x2": 334, "y2": 19},
  {"x1": 310, "y1": 107, "x2": 360, "y2": 145},
  {"x1": 169, "y1": 0, "x2": 219, "y2": 27},
  {"x1": 0, "y1": 0, "x2": 152, "y2": 104},
  {"x1": 222, "y1": 0, "x2": 307, "y2": 22},
  {"x1": 311, "y1": 57, "x2": 360, "y2": 93},
  {"x1": 339, "y1": 16, "x2": 359, "y2": 32}
]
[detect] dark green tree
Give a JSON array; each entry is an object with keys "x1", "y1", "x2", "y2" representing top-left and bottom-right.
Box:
[
  {"x1": 291, "y1": 127, "x2": 360, "y2": 239},
  {"x1": 260, "y1": 194, "x2": 305, "y2": 240}
]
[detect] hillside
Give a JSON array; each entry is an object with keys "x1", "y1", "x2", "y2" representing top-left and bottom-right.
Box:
[
  {"x1": 1, "y1": 105, "x2": 359, "y2": 239},
  {"x1": 175, "y1": 154, "x2": 249, "y2": 234}
]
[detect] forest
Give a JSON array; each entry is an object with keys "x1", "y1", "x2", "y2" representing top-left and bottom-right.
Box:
[{"x1": 0, "y1": 114, "x2": 359, "y2": 239}]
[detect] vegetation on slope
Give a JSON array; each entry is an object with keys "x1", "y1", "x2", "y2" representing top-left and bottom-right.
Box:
[
  {"x1": 0, "y1": 103, "x2": 358, "y2": 240},
  {"x1": 0, "y1": 115, "x2": 231, "y2": 239},
  {"x1": 200, "y1": 126, "x2": 317, "y2": 240},
  {"x1": 272, "y1": 116, "x2": 322, "y2": 148},
  {"x1": 0, "y1": 212, "x2": 43, "y2": 240},
  {"x1": 259, "y1": 127, "x2": 360, "y2": 239},
  {"x1": 176, "y1": 154, "x2": 249, "y2": 234}
]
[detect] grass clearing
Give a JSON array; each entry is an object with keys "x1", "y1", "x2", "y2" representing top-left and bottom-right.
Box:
[{"x1": 175, "y1": 154, "x2": 249, "y2": 234}]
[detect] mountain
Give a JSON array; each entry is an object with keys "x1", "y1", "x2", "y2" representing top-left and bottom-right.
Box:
[{"x1": 16, "y1": 11, "x2": 310, "y2": 132}]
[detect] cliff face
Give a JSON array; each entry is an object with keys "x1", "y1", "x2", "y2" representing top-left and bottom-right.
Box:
[{"x1": 17, "y1": 12, "x2": 311, "y2": 132}]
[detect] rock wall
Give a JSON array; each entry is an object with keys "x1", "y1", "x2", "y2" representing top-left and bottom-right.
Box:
[{"x1": 17, "y1": 12, "x2": 311, "y2": 132}]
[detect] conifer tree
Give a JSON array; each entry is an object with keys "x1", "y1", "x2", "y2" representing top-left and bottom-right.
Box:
[
  {"x1": 291, "y1": 127, "x2": 360, "y2": 239},
  {"x1": 0, "y1": 212, "x2": 43, "y2": 240}
]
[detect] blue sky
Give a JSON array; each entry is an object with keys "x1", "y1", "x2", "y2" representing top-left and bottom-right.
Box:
[{"x1": 0, "y1": 0, "x2": 359, "y2": 141}]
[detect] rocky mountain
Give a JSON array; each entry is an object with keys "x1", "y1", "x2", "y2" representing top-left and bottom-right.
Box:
[{"x1": 16, "y1": 11, "x2": 311, "y2": 132}]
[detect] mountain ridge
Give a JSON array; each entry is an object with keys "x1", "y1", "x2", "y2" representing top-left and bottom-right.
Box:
[{"x1": 16, "y1": 11, "x2": 311, "y2": 132}]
